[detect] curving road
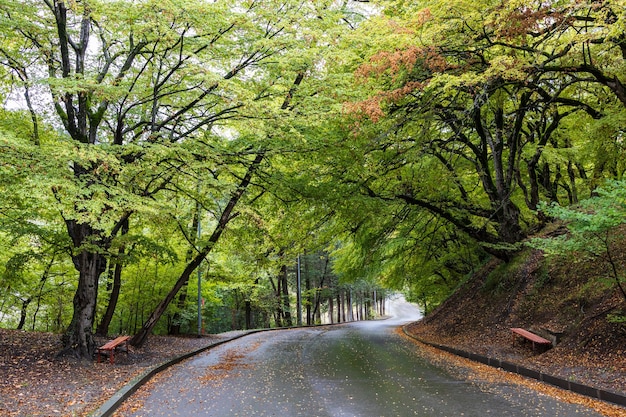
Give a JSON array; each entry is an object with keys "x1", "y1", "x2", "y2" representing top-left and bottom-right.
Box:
[{"x1": 126, "y1": 297, "x2": 604, "y2": 416}]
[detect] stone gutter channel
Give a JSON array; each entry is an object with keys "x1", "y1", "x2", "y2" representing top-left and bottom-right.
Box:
[
  {"x1": 91, "y1": 322, "x2": 626, "y2": 416},
  {"x1": 401, "y1": 325, "x2": 626, "y2": 409}
]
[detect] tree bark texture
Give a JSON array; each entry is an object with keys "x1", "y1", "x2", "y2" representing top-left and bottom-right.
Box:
[{"x1": 63, "y1": 246, "x2": 107, "y2": 358}]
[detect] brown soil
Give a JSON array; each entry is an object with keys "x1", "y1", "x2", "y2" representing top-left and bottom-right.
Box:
[
  {"x1": 405, "y1": 250, "x2": 626, "y2": 399},
  {"x1": 0, "y1": 330, "x2": 235, "y2": 417}
]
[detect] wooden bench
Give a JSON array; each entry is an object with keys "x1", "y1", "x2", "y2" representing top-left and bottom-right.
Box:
[
  {"x1": 96, "y1": 335, "x2": 130, "y2": 364},
  {"x1": 510, "y1": 328, "x2": 552, "y2": 351}
]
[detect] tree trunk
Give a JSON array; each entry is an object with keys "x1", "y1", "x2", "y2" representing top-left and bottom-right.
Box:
[
  {"x1": 270, "y1": 275, "x2": 282, "y2": 327},
  {"x1": 30, "y1": 256, "x2": 55, "y2": 331},
  {"x1": 496, "y1": 199, "x2": 523, "y2": 244},
  {"x1": 311, "y1": 255, "x2": 328, "y2": 323},
  {"x1": 17, "y1": 298, "x2": 31, "y2": 330},
  {"x1": 347, "y1": 290, "x2": 353, "y2": 321},
  {"x1": 328, "y1": 295, "x2": 334, "y2": 324},
  {"x1": 362, "y1": 291, "x2": 367, "y2": 319},
  {"x1": 62, "y1": 247, "x2": 107, "y2": 358},
  {"x1": 280, "y1": 265, "x2": 293, "y2": 326},
  {"x1": 315, "y1": 293, "x2": 322, "y2": 324},
  {"x1": 245, "y1": 277, "x2": 259, "y2": 330},
  {"x1": 305, "y1": 255, "x2": 312, "y2": 325},
  {"x1": 245, "y1": 300, "x2": 252, "y2": 330},
  {"x1": 96, "y1": 260, "x2": 122, "y2": 336}
]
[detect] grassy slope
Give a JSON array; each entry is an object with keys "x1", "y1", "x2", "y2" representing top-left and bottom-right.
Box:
[{"x1": 405, "y1": 244, "x2": 626, "y2": 395}]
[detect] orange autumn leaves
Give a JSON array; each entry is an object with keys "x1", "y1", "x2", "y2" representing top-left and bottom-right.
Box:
[
  {"x1": 340, "y1": 6, "x2": 447, "y2": 123},
  {"x1": 344, "y1": 43, "x2": 449, "y2": 123},
  {"x1": 490, "y1": 2, "x2": 573, "y2": 41},
  {"x1": 343, "y1": 2, "x2": 574, "y2": 124}
]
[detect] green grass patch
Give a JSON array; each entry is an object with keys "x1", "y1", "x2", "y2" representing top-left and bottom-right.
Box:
[{"x1": 482, "y1": 250, "x2": 531, "y2": 295}]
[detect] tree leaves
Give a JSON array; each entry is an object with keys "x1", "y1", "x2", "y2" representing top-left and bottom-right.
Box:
[{"x1": 529, "y1": 180, "x2": 626, "y2": 302}]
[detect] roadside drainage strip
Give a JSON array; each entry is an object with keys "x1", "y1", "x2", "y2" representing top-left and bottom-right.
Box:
[{"x1": 401, "y1": 325, "x2": 626, "y2": 409}]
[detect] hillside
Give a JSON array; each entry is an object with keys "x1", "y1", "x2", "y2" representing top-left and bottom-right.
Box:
[{"x1": 405, "y1": 247, "x2": 626, "y2": 396}]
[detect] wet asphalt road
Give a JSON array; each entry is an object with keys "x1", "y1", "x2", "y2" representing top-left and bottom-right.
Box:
[{"x1": 127, "y1": 298, "x2": 604, "y2": 416}]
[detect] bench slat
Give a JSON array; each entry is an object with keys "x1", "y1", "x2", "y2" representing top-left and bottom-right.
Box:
[
  {"x1": 510, "y1": 327, "x2": 552, "y2": 352},
  {"x1": 99, "y1": 336, "x2": 129, "y2": 350},
  {"x1": 510, "y1": 328, "x2": 551, "y2": 344},
  {"x1": 97, "y1": 336, "x2": 130, "y2": 364}
]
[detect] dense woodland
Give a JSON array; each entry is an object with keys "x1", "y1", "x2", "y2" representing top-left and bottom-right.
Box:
[{"x1": 0, "y1": 0, "x2": 625, "y2": 359}]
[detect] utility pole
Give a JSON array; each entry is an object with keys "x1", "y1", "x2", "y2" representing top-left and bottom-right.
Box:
[
  {"x1": 296, "y1": 255, "x2": 302, "y2": 326},
  {"x1": 197, "y1": 205, "x2": 202, "y2": 336}
]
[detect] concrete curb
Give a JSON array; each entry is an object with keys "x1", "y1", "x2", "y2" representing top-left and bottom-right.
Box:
[
  {"x1": 89, "y1": 322, "x2": 353, "y2": 417},
  {"x1": 401, "y1": 325, "x2": 626, "y2": 408},
  {"x1": 89, "y1": 330, "x2": 258, "y2": 417}
]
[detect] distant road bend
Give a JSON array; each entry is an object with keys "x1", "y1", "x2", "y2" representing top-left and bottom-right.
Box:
[{"x1": 127, "y1": 296, "x2": 605, "y2": 416}]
